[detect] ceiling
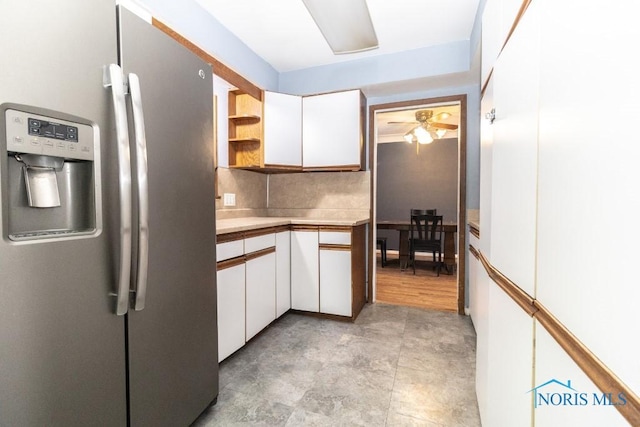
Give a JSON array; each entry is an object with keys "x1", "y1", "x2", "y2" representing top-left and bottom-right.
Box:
[
  {"x1": 376, "y1": 104, "x2": 460, "y2": 144},
  {"x1": 195, "y1": 0, "x2": 481, "y2": 73}
]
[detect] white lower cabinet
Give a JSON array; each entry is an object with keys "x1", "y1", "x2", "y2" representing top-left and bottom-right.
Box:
[
  {"x1": 290, "y1": 230, "x2": 320, "y2": 312},
  {"x1": 216, "y1": 262, "x2": 245, "y2": 362},
  {"x1": 319, "y1": 248, "x2": 352, "y2": 316},
  {"x1": 245, "y1": 251, "x2": 276, "y2": 340},
  {"x1": 275, "y1": 231, "x2": 291, "y2": 317}
]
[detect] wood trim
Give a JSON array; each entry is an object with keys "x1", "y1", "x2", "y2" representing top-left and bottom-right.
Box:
[
  {"x1": 481, "y1": 69, "x2": 494, "y2": 99},
  {"x1": 302, "y1": 165, "x2": 362, "y2": 172},
  {"x1": 318, "y1": 226, "x2": 352, "y2": 233},
  {"x1": 245, "y1": 246, "x2": 276, "y2": 261},
  {"x1": 151, "y1": 18, "x2": 262, "y2": 101},
  {"x1": 216, "y1": 256, "x2": 245, "y2": 271},
  {"x1": 243, "y1": 227, "x2": 278, "y2": 239},
  {"x1": 469, "y1": 245, "x2": 480, "y2": 260},
  {"x1": 216, "y1": 231, "x2": 244, "y2": 244},
  {"x1": 478, "y1": 250, "x2": 640, "y2": 425},
  {"x1": 272, "y1": 225, "x2": 291, "y2": 234},
  {"x1": 351, "y1": 224, "x2": 367, "y2": 320},
  {"x1": 263, "y1": 164, "x2": 304, "y2": 172},
  {"x1": 290, "y1": 225, "x2": 319, "y2": 232},
  {"x1": 319, "y1": 244, "x2": 350, "y2": 251},
  {"x1": 470, "y1": 224, "x2": 480, "y2": 239},
  {"x1": 533, "y1": 302, "x2": 640, "y2": 426},
  {"x1": 368, "y1": 94, "x2": 467, "y2": 314},
  {"x1": 481, "y1": 0, "x2": 532, "y2": 97},
  {"x1": 477, "y1": 251, "x2": 537, "y2": 316},
  {"x1": 501, "y1": 0, "x2": 533, "y2": 56}
]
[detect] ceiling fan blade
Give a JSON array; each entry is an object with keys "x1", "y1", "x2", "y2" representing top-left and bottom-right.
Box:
[
  {"x1": 430, "y1": 112, "x2": 451, "y2": 122},
  {"x1": 386, "y1": 121, "x2": 418, "y2": 124},
  {"x1": 430, "y1": 122, "x2": 458, "y2": 130}
]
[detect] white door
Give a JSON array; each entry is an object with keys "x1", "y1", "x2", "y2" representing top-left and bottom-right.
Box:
[
  {"x1": 290, "y1": 230, "x2": 319, "y2": 312},
  {"x1": 263, "y1": 91, "x2": 302, "y2": 167},
  {"x1": 245, "y1": 252, "x2": 276, "y2": 340},
  {"x1": 302, "y1": 90, "x2": 362, "y2": 169},
  {"x1": 319, "y1": 248, "x2": 352, "y2": 316},
  {"x1": 216, "y1": 263, "x2": 246, "y2": 362}
]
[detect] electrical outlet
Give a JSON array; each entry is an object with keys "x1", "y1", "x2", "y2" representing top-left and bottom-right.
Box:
[{"x1": 223, "y1": 193, "x2": 236, "y2": 207}]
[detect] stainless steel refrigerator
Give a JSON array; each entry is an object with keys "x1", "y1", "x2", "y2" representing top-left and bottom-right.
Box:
[{"x1": 0, "y1": 2, "x2": 218, "y2": 426}]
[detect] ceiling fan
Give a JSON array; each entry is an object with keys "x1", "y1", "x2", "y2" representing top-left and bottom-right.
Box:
[{"x1": 388, "y1": 109, "x2": 459, "y2": 145}]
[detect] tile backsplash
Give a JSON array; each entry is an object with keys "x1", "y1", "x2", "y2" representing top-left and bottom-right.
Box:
[
  {"x1": 216, "y1": 168, "x2": 370, "y2": 219},
  {"x1": 215, "y1": 168, "x2": 267, "y2": 219}
]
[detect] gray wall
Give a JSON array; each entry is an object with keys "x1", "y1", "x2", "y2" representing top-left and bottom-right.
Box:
[{"x1": 377, "y1": 138, "x2": 458, "y2": 250}]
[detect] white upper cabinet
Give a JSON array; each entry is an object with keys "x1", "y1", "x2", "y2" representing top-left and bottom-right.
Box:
[
  {"x1": 302, "y1": 89, "x2": 364, "y2": 171},
  {"x1": 263, "y1": 91, "x2": 302, "y2": 168}
]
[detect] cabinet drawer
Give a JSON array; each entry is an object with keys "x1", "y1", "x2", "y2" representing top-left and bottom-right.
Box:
[
  {"x1": 245, "y1": 233, "x2": 276, "y2": 253},
  {"x1": 216, "y1": 240, "x2": 244, "y2": 262},
  {"x1": 319, "y1": 231, "x2": 351, "y2": 245}
]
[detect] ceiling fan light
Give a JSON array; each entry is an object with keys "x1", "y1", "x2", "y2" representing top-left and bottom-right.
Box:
[
  {"x1": 302, "y1": 0, "x2": 379, "y2": 54},
  {"x1": 435, "y1": 128, "x2": 447, "y2": 138},
  {"x1": 403, "y1": 131, "x2": 414, "y2": 144},
  {"x1": 414, "y1": 126, "x2": 433, "y2": 144}
]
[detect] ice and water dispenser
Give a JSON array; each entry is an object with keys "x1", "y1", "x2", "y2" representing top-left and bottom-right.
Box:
[{"x1": 2, "y1": 107, "x2": 99, "y2": 241}]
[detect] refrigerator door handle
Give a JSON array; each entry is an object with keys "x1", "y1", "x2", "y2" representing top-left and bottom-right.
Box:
[
  {"x1": 128, "y1": 73, "x2": 150, "y2": 311},
  {"x1": 104, "y1": 64, "x2": 132, "y2": 316}
]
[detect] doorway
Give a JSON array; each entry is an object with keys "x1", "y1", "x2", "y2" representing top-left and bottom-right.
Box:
[{"x1": 367, "y1": 95, "x2": 467, "y2": 314}]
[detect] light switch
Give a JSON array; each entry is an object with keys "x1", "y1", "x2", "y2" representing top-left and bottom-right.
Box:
[{"x1": 223, "y1": 193, "x2": 236, "y2": 206}]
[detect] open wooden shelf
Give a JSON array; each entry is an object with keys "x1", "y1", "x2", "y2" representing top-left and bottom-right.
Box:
[
  {"x1": 228, "y1": 89, "x2": 263, "y2": 169},
  {"x1": 229, "y1": 137, "x2": 261, "y2": 143}
]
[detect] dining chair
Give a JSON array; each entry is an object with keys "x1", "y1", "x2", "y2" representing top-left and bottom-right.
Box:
[
  {"x1": 376, "y1": 236, "x2": 388, "y2": 267},
  {"x1": 408, "y1": 213, "x2": 444, "y2": 275},
  {"x1": 410, "y1": 208, "x2": 437, "y2": 217}
]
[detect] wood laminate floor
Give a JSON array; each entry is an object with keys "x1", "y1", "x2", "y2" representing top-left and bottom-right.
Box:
[{"x1": 375, "y1": 255, "x2": 458, "y2": 312}]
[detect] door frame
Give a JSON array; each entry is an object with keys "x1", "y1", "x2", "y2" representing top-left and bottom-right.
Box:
[{"x1": 367, "y1": 94, "x2": 467, "y2": 314}]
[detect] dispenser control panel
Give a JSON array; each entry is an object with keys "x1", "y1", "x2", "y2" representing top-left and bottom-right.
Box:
[{"x1": 5, "y1": 109, "x2": 94, "y2": 161}]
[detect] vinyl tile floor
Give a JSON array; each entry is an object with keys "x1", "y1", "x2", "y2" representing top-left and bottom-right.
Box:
[{"x1": 193, "y1": 303, "x2": 480, "y2": 426}]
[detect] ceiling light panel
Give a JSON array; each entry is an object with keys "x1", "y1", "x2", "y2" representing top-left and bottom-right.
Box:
[{"x1": 302, "y1": 0, "x2": 378, "y2": 54}]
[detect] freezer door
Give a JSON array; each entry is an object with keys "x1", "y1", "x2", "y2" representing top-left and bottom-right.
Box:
[
  {"x1": 118, "y1": 7, "x2": 218, "y2": 427},
  {"x1": 0, "y1": 1, "x2": 127, "y2": 426}
]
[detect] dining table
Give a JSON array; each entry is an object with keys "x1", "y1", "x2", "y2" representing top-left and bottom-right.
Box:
[{"x1": 376, "y1": 220, "x2": 457, "y2": 273}]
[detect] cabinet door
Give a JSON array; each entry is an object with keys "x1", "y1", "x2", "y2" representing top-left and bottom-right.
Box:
[
  {"x1": 290, "y1": 230, "x2": 319, "y2": 312},
  {"x1": 263, "y1": 91, "x2": 302, "y2": 167},
  {"x1": 217, "y1": 263, "x2": 246, "y2": 362},
  {"x1": 302, "y1": 90, "x2": 363, "y2": 170},
  {"x1": 536, "y1": 0, "x2": 640, "y2": 395},
  {"x1": 489, "y1": 1, "x2": 539, "y2": 296},
  {"x1": 319, "y1": 248, "x2": 352, "y2": 316},
  {"x1": 485, "y1": 283, "x2": 534, "y2": 427},
  {"x1": 275, "y1": 231, "x2": 291, "y2": 318},
  {"x1": 245, "y1": 252, "x2": 276, "y2": 340}
]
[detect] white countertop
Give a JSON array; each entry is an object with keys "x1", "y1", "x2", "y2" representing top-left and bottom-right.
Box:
[{"x1": 216, "y1": 216, "x2": 371, "y2": 235}]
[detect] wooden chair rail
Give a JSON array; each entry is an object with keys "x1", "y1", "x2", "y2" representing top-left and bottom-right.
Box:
[{"x1": 477, "y1": 250, "x2": 640, "y2": 426}]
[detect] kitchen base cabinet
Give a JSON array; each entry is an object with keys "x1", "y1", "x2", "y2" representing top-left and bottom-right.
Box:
[
  {"x1": 245, "y1": 250, "x2": 276, "y2": 341},
  {"x1": 216, "y1": 260, "x2": 246, "y2": 362},
  {"x1": 291, "y1": 224, "x2": 367, "y2": 321},
  {"x1": 319, "y1": 248, "x2": 352, "y2": 316},
  {"x1": 291, "y1": 229, "x2": 320, "y2": 312}
]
